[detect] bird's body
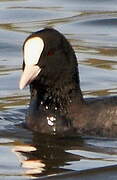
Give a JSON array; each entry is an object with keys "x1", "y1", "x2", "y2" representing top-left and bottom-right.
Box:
[{"x1": 20, "y1": 28, "x2": 117, "y2": 137}]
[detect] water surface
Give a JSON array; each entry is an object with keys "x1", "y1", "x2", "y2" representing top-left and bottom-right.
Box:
[{"x1": 0, "y1": 0, "x2": 117, "y2": 179}]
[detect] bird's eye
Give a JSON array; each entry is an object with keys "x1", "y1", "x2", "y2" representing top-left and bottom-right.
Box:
[{"x1": 47, "y1": 50, "x2": 55, "y2": 56}]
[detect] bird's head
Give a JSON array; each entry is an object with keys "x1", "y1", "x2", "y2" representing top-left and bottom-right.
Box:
[{"x1": 19, "y1": 28, "x2": 79, "y2": 92}]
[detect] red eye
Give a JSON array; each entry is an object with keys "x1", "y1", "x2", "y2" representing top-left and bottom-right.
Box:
[{"x1": 47, "y1": 50, "x2": 54, "y2": 56}]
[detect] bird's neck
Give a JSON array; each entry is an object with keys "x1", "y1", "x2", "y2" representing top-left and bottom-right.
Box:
[
  {"x1": 29, "y1": 80, "x2": 85, "y2": 134},
  {"x1": 30, "y1": 79, "x2": 85, "y2": 113}
]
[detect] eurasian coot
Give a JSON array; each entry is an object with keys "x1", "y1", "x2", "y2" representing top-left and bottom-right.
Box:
[{"x1": 19, "y1": 28, "x2": 117, "y2": 137}]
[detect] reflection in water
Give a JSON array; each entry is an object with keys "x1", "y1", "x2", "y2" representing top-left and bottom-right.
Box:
[
  {"x1": 85, "y1": 88, "x2": 117, "y2": 97},
  {"x1": 12, "y1": 145, "x2": 46, "y2": 176},
  {"x1": 12, "y1": 134, "x2": 83, "y2": 178},
  {"x1": 11, "y1": 133, "x2": 117, "y2": 178},
  {"x1": 0, "y1": 95, "x2": 29, "y2": 110},
  {"x1": 82, "y1": 58, "x2": 117, "y2": 70}
]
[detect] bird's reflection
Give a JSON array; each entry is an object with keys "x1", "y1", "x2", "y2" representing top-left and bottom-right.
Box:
[{"x1": 12, "y1": 133, "x2": 83, "y2": 178}]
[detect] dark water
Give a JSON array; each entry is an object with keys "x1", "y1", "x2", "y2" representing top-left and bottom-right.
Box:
[{"x1": 0, "y1": 0, "x2": 117, "y2": 179}]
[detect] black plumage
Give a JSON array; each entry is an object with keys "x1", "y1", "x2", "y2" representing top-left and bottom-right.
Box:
[{"x1": 20, "y1": 28, "x2": 117, "y2": 137}]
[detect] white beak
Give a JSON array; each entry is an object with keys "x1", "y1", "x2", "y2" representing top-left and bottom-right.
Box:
[{"x1": 19, "y1": 65, "x2": 41, "y2": 90}]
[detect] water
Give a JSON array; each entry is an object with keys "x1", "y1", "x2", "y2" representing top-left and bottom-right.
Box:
[{"x1": 0, "y1": 0, "x2": 117, "y2": 179}]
